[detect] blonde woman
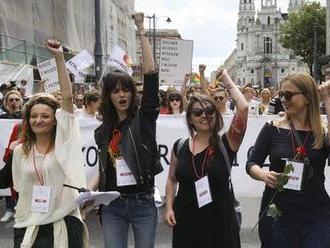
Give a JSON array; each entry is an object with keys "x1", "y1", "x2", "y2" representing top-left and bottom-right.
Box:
[
  {"x1": 258, "y1": 88, "x2": 271, "y2": 115},
  {"x1": 246, "y1": 74, "x2": 330, "y2": 247}
]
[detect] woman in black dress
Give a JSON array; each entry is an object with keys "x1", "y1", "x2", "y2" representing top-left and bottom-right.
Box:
[
  {"x1": 246, "y1": 73, "x2": 330, "y2": 247},
  {"x1": 165, "y1": 69, "x2": 248, "y2": 248}
]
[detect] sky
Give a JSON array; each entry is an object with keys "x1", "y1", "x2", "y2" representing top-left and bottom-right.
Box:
[{"x1": 135, "y1": 0, "x2": 327, "y2": 77}]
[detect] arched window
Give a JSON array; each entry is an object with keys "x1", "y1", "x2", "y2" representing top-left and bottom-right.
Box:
[
  {"x1": 267, "y1": 16, "x2": 271, "y2": 25},
  {"x1": 241, "y1": 43, "x2": 244, "y2": 50},
  {"x1": 264, "y1": 37, "x2": 272, "y2": 54}
]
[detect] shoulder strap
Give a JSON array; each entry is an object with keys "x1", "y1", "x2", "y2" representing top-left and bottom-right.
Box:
[
  {"x1": 175, "y1": 138, "x2": 186, "y2": 157},
  {"x1": 219, "y1": 135, "x2": 238, "y2": 200},
  {"x1": 218, "y1": 136, "x2": 231, "y2": 176}
]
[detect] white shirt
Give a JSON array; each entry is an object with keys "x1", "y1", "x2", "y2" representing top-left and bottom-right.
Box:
[{"x1": 12, "y1": 109, "x2": 87, "y2": 246}]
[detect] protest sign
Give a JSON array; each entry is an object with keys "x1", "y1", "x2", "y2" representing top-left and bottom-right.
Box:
[
  {"x1": 107, "y1": 45, "x2": 133, "y2": 76},
  {"x1": 66, "y1": 49, "x2": 94, "y2": 79},
  {"x1": 159, "y1": 39, "x2": 193, "y2": 85},
  {"x1": 37, "y1": 58, "x2": 59, "y2": 93}
]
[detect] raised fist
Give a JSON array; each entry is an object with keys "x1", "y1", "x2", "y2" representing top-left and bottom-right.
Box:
[{"x1": 199, "y1": 64, "x2": 206, "y2": 73}]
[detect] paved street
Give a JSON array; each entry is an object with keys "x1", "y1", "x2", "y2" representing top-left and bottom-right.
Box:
[{"x1": 0, "y1": 197, "x2": 261, "y2": 248}]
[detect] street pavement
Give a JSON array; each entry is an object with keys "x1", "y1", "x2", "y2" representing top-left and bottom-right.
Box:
[{"x1": 0, "y1": 196, "x2": 261, "y2": 248}]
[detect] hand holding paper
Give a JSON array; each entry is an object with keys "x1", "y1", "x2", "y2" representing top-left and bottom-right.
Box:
[{"x1": 76, "y1": 191, "x2": 120, "y2": 206}]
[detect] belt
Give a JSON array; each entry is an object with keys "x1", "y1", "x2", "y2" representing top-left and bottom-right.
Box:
[{"x1": 119, "y1": 192, "x2": 153, "y2": 201}]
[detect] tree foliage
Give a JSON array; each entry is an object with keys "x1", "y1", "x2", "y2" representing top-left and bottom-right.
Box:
[{"x1": 279, "y1": 2, "x2": 326, "y2": 69}]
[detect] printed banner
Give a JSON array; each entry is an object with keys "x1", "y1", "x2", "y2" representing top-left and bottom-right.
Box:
[
  {"x1": 159, "y1": 39, "x2": 193, "y2": 85},
  {"x1": 1, "y1": 116, "x2": 329, "y2": 198}
]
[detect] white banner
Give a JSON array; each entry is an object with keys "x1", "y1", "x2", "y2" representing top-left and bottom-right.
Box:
[
  {"x1": 37, "y1": 58, "x2": 60, "y2": 93},
  {"x1": 107, "y1": 45, "x2": 133, "y2": 76},
  {"x1": 1, "y1": 116, "x2": 329, "y2": 198},
  {"x1": 66, "y1": 49, "x2": 94, "y2": 79},
  {"x1": 159, "y1": 39, "x2": 193, "y2": 85}
]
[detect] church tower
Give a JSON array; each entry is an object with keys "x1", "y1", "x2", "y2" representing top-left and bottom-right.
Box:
[
  {"x1": 237, "y1": 0, "x2": 256, "y2": 59},
  {"x1": 288, "y1": 0, "x2": 306, "y2": 13}
]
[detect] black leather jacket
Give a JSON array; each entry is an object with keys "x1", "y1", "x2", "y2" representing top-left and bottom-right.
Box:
[{"x1": 95, "y1": 72, "x2": 163, "y2": 192}]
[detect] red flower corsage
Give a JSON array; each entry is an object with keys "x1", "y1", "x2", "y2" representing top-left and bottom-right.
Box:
[{"x1": 296, "y1": 146, "x2": 307, "y2": 156}]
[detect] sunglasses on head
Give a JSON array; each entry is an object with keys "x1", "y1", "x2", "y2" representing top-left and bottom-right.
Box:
[
  {"x1": 213, "y1": 96, "x2": 224, "y2": 102},
  {"x1": 191, "y1": 105, "x2": 216, "y2": 117},
  {"x1": 278, "y1": 91, "x2": 303, "y2": 101}
]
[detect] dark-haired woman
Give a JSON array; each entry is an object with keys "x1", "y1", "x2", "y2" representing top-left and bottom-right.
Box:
[
  {"x1": 167, "y1": 92, "x2": 184, "y2": 115},
  {"x1": 165, "y1": 69, "x2": 248, "y2": 248},
  {"x1": 94, "y1": 12, "x2": 163, "y2": 248},
  {"x1": 12, "y1": 40, "x2": 88, "y2": 247}
]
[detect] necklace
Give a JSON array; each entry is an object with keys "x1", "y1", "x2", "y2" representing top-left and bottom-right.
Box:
[{"x1": 191, "y1": 137, "x2": 209, "y2": 179}]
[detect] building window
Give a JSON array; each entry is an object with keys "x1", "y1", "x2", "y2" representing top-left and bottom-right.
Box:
[
  {"x1": 241, "y1": 43, "x2": 244, "y2": 50},
  {"x1": 244, "y1": 0, "x2": 247, "y2": 3},
  {"x1": 267, "y1": 16, "x2": 271, "y2": 25},
  {"x1": 264, "y1": 37, "x2": 272, "y2": 54},
  {"x1": 281, "y1": 68, "x2": 285, "y2": 73},
  {"x1": 251, "y1": 69, "x2": 254, "y2": 74}
]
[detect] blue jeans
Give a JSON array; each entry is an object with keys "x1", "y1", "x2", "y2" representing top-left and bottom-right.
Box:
[
  {"x1": 273, "y1": 205, "x2": 330, "y2": 248},
  {"x1": 101, "y1": 196, "x2": 158, "y2": 248}
]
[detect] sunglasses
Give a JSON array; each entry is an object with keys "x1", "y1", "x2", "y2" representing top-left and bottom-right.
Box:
[
  {"x1": 9, "y1": 98, "x2": 20, "y2": 102},
  {"x1": 278, "y1": 91, "x2": 303, "y2": 101},
  {"x1": 170, "y1": 97, "x2": 181, "y2": 102},
  {"x1": 191, "y1": 105, "x2": 216, "y2": 117},
  {"x1": 213, "y1": 96, "x2": 224, "y2": 102}
]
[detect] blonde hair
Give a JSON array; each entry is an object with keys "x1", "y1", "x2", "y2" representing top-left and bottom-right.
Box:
[
  {"x1": 279, "y1": 73, "x2": 323, "y2": 149},
  {"x1": 3, "y1": 90, "x2": 22, "y2": 109}
]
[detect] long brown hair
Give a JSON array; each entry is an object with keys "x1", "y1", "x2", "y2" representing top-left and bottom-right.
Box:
[
  {"x1": 279, "y1": 73, "x2": 323, "y2": 149},
  {"x1": 22, "y1": 93, "x2": 60, "y2": 155},
  {"x1": 185, "y1": 94, "x2": 224, "y2": 148}
]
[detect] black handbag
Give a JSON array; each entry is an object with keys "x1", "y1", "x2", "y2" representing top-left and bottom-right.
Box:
[{"x1": 0, "y1": 155, "x2": 13, "y2": 189}]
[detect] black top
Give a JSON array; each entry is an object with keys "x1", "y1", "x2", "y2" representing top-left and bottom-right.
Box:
[
  {"x1": 105, "y1": 119, "x2": 153, "y2": 193},
  {"x1": 246, "y1": 122, "x2": 330, "y2": 213},
  {"x1": 172, "y1": 134, "x2": 240, "y2": 248}
]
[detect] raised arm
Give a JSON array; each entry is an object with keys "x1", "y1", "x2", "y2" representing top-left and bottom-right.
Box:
[
  {"x1": 217, "y1": 69, "x2": 248, "y2": 151},
  {"x1": 199, "y1": 64, "x2": 209, "y2": 96},
  {"x1": 132, "y1": 13, "x2": 155, "y2": 74},
  {"x1": 46, "y1": 40, "x2": 74, "y2": 114},
  {"x1": 180, "y1": 73, "x2": 191, "y2": 110}
]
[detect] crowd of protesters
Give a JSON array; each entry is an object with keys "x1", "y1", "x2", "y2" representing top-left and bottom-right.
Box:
[{"x1": 0, "y1": 11, "x2": 330, "y2": 248}]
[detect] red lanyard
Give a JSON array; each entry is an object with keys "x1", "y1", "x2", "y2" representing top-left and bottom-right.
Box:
[
  {"x1": 32, "y1": 146, "x2": 48, "y2": 185},
  {"x1": 191, "y1": 138, "x2": 209, "y2": 179}
]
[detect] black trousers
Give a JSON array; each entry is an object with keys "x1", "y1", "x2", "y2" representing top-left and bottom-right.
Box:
[{"x1": 13, "y1": 215, "x2": 84, "y2": 248}]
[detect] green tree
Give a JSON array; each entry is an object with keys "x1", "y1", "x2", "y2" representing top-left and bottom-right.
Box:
[{"x1": 279, "y1": 2, "x2": 326, "y2": 74}]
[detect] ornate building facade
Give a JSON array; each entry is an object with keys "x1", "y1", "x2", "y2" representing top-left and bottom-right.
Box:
[{"x1": 224, "y1": 0, "x2": 309, "y2": 88}]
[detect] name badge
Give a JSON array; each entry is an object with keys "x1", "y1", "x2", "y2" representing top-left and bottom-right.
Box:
[
  {"x1": 283, "y1": 161, "x2": 304, "y2": 191},
  {"x1": 116, "y1": 158, "x2": 137, "y2": 186},
  {"x1": 195, "y1": 176, "x2": 212, "y2": 208},
  {"x1": 31, "y1": 185, "x2": 51, "y2": 213}
]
